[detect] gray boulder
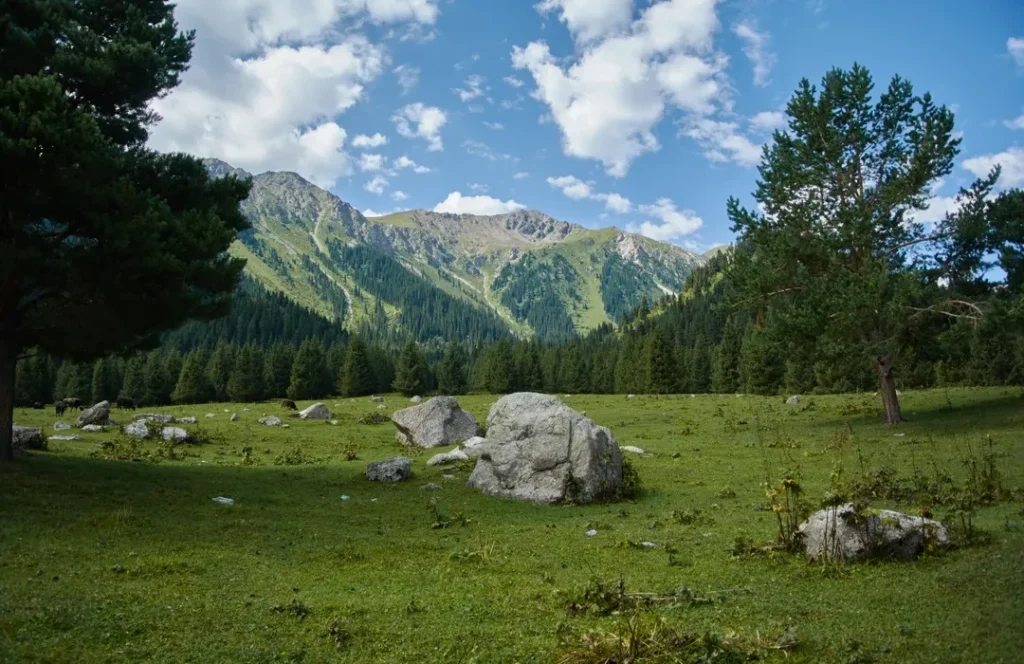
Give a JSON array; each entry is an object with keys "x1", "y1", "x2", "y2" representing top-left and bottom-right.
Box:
[
  {"x1": 81, "y1": 424, "x2": 105, "y2": 433},
  {"x1": 299, "y1": 403, "x2": 332, "y2": 420},
  {"x1": 411, "y1": 395, "x2": 422, "y2": 403},
  {"x1": 133, "y1": 413, "x2": 174, "y2": 424},
  {"x1": 122, "y1": 420, "x2": 150, "y2": 440},
  {"x1": 462, "y1": 436, "x2": 488, "y2": 458},
  {"x1": 467, "y1": 393, "x2": 624, "y2": 504},
  {"x1": 365, "y1": 457, "x2": 413, "y2": 482},
  {"x1": 258, "y1": 416, "x2": 282, "y2": 426},
  {"x1": 427, "y1": 448, "x2": 469, "y2": 466},
  {"x1": 13, "y1": 426, "x2": 46, "y2": 451},
  {"x1": 176, "y1": 416, "x2": 198, "y2": 424},
  {"x1": 786, "y1": 395, "x2": 801, "y2": 405},
  {"x1": 799, "y1": 503, "x2": 950, "y2": 563},
  {"x1": 76, "y1": 400, "x2": 110, "y2": 427},
  {"x1": 161, "y1": 427, "x2": 191, "y2": 444},
  {"x1": 392, "y1": 397, "x2": 481, "y2": 449},
  {"x1": 53, "y1": 421, "x2": 71, "y2": 431}
]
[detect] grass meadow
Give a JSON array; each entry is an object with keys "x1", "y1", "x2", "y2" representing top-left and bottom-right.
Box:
[{"x1": 1, "y1": 388, "x2": 1022, "y2": 663}]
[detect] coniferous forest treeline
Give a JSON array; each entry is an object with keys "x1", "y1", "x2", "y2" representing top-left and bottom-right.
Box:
[{"x1": 15, "y1": 248, "x2": 1024, "y2": 408}]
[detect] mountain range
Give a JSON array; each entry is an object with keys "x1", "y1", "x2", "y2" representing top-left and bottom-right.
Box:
[{"x1": 206, "y1": 159, "x2": 706, "y2": 343}]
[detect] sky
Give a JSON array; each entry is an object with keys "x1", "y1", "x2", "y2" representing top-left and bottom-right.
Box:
[{"x1": 147, "y1": 0, "x2": 1024, "y2": 252}]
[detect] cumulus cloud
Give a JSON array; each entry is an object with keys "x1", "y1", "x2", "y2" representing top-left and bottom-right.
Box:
[
  {"x1": 629, "y1": 198, "x2": 704, "y2": 242},
  {"x1": 469, "y1": 183, "x2": 490, "y2": 193},
  {"x1": 681, "y1": 117, "x2": 762, "y2": 166},
  {"x1": 503, "y1": 75, "x2": 525, "y2": 88},
  {"x1": 535, "y1": 0, "x2": 634, "y2": 44},
  {"x1": 352, "y1": 133, "x2": 389, "y2": 148},
  {"x1": 364, "y1": 174, "x2": 389, "y2": 194},
  {"x1": 454, "y1": 74, "x2": 487, "y2": 102},
  {"x1": 392, "y1": 103, "x2": 447, "y2": 150},
  {"x1": 433, "y1": 192, "x2": 527, "y2": 215},
  {"x1": 513, "y1": 171, "x2": 530, "y2": 179},
  {"x1": 513, "y1": 0, "x2": 727, "y2": 176},
  {"x1": 733, "y1": 21, "x2": 775, "y2": 87},
  {"x1": 546, "y1": 175, "x2": 632, "y2": 212},
  {"x1": 749, "y1": 110, "x2": 786, "y2": 133},
  {"x1": 392, "y1": 190, "x2": 409, "y2": 201},
  {"x1": 361, "y1": 208, "x2": 385, "y2": 217},
  {"x1": 1004, "y1": 114, "x2": 1024, "y2": 130},
  {"x1": 1009, "y1": 37, "x2": 1024, "y2": 68},
  {"x1": 394, "y1": 155, "x2": 432, "y2": 173},
  {"x1": 358, "y1": 153, "x2": 386, "y2": 171},
  {"x1": 394, "y1": 64, "x2": 420, "y2": 93},
  {"x1": 464, "y1": 139, "x2": 515, "y2": 161},
  {"x1": 147, "y1": 0, "x2": 440, "y2": 188},
  {"x1": 963, "y1": 147, "x2": 1024, "y2": 188}
]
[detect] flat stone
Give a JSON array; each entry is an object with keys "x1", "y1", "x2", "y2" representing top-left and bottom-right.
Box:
[{"x1": 365, "y1": 457, "x2": 413, "y2": 483}]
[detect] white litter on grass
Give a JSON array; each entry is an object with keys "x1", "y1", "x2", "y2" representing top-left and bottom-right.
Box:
[
  {"x1": 585, "y1": 529, "x2": 598, "y2": 537},
  {"x1": 212, "y1": 497, "x2": 234, "y2": 505}
]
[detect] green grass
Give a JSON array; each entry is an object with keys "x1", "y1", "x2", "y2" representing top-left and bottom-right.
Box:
[{"x1": 2, "y1": 388, "x2": 1023, "y2": 663}]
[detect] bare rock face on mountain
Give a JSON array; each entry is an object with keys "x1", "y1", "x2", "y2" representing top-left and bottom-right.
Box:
[
  {"x1": 468, "y1": 393, "x2": 624, "y2": 504},
  {"x1": 799, "y1": 504, "x2": 951, "y2": 563},
  {"x1": 392, "y1": 397, "x2": 481, "y2": 449}
]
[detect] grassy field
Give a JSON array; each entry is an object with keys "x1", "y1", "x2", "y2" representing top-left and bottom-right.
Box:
[{"x1": 1, "y1": 388, "x2": 1022, "y2": 663}]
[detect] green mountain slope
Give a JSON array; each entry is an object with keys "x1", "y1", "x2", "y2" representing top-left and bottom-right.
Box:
[{"x1": 208, "y1": 159, "x2": 706, "y2": 343}]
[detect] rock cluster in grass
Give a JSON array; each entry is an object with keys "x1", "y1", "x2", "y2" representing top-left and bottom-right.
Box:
[
  {"x1": 467, "y1": 392, "x2": 625, "y2": 504},
  {"x1": 134, "y1": 413, "x2": 174, "y2": 424},
  {"x1": 392, "y1": 397, "x2": 481, "y2": 448},
  {"x1": 799, "y1": 503, "x2": 951, "y2": 562},
  {"x1": 366, "y1": 456, "x2": 413, "y2": 482}
]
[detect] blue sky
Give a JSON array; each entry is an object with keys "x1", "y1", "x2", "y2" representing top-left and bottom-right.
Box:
[{"x1": 148, "y1": 0, "x2": 1024, "y2": 252}]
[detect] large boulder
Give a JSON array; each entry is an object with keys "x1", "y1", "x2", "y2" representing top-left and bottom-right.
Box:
[
  {"x1": 161, "y1": 427, "x2": 191, "y2": 444},
  {"x1": 13, "y1": 426, "x2": 46, "y2": 451},
  {"x1": 76, "y1": 401, "x2": 110, "y2": 427},
  {"x1": 366, "y1": 457, "x2": 413, "y2": 482},
  {"x1": 391, "y1": 397, "x2": 481, "y2": 449},
  {"x1": 122, "y1": 420, "x2": 151, "y2": 440},
  {"x1": 799, "y1": 504, "x2": 950, "y2": 563},
  {"x1": 468, "y1": 393, "x2": 624, "y2": 504},
  {"x1": 299, "y1": 403, "x2": 332, "y2": 420}
]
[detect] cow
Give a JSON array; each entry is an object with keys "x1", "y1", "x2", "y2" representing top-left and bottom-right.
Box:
[
  {"x1": 63, "y1": 398, "x2": 83, "y2": 411},
  {"x1": 32, "y1": 402, "x2": 44, "y2": 410},
  {"x1": 117, "y1": 397, "x2": 137, "y2": 411},
  {"x1": 280, "y1": 399, "x2": 297, "y2": 410},
  {"x1": 55, "y1": 400, "x2": 67, "y2": 417}
]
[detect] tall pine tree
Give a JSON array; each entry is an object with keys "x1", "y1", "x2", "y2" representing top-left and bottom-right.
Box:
[{"x1": 392, "y1": 340, "x2": 426, "y2": 397}]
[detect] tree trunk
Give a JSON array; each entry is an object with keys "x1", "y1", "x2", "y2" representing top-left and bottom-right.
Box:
[
  {"x1": 872, "y1": 355, "x2": 902, "y2": 424},
  {"x1": 0, "y1": 335, "x2": 15, "y2": 462}
]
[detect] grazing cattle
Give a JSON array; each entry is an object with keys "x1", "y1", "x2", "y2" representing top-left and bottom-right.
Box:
[
  {"x1": 55, "y1": 400, "x2": 67, "y2": 416},
  {"x1": 117, "y1": 397, "x2": 137, "y2": 411},
  {"x1": 280, "y1": 399, "x2": 297, "y2": 410},
  {"x1": 32, "y1": 402, "x2": 44, "y2": 410},
  {"x1": 63, "y1": 398, "x2": 82, "y2": 411}
]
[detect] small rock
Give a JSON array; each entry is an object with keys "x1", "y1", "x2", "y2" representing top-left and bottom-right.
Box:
[
  {"x1": 641, "y1": 541, "x2": 656, "y2": 549},
  {"x1": 81, "y1": 424, "x2": 105, "y2": 433},
  {"x1": 392, "y1": 397, "x2": 481, "y2": 448},
  {"x1": 371, "y1": 396, "x2": 384, "y2": 404},
  {"x1": 53, "y1": 422, "x2": 71, "y2": 431},
  {"x1": 122, "y1": 420, "x2": 150, "y2": 439},
  {"x1": 894, "y1": 433, "x2": 906, "y2": 437},
  {"x1": 223, "y1": 409, "x2": 230, "y2": 413},
  {"x1": 421, "y1": 483, "x2": 442, "y2": 491},
  {"x1": 111, "y1": 564, "x2": 125, "y2": 574},
  {"x1": 377, "y1": 404, "x2": 385, "y2": 410},
  {"x1": 230, "y1": 413, "x2": 238, "y2": 421},
  {"x1": 258, "y1": 416, "x2": 282, "y2": 426},
  {"x1": 410, "y1": 395, "x2": 422, "y2": 403},
  {"x1": 134, "y1": 413, "x2": 174, "y2": 424},
  {"x1": 329, "y1": 419, "x2": 339, "y2": 425},
  {"x1": 243, "y1": 408, "x2": 251, "y2": 412},
  {"x1": 48, "y1": 435, "x2": 82, "y2": 441},
  {"x1": 281, "y1": 424, "x2": 290, "y2": 428},
  {"x1": 786, "y1": 395, "x2": 801, "y2": 405},
  {"x1": 442, "y1": 474, "x2": 455, "y2": 480},
  {"x1": 161, "y1": 427, "x2": 191, "y2": 444},
  {"x1": 427, "y1": 448, "x2": 469, "y2": 466},
  {"x1": 212, "y1": 497, "x2": 234, "y2": 505},
  {"x1": 626, "y1": 394, "x2": 635, "y2": 399},
  {"x1": 585, "y1": 529, "x2": 598, "y2": 537},
  {"x1": 176, "y1": 416, "x2": 198, "y2": 424},
  {"x1": 621, "y1": 445, "x2": 645, "y2": 455},
  {"x1": 205, "y1": 413, "x2": 215, "y2": 418},
  {"x1": 799, "y1": 503, "x2": 950, "y2": 562},
  {"x1": 366, "y1": 457, "x2": 413, "y2": 483}
]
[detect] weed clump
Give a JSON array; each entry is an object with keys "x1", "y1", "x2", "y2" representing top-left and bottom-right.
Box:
[{"x1": 357, "y1": 412, "x2": 390, "y2": 425}]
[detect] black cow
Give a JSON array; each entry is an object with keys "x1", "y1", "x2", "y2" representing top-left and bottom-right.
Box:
[
  {"x1": 55, "y1": 400, "x2": 67, "y2": 416},
  {"x1": 280, "y1": 399, "x2": 297, "y2": 410},
  {"x1": 64, "y1": 398, "x2": 82, "y2": 411},
  {"x1": 117, "y1": 397, "x2": 137, "y2": 411},
  {"x1": 32, "y1": 402, "x2": 44, "y2": 410}
]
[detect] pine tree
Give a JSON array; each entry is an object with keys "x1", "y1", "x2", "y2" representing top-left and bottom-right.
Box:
[
  {"x1": 207, "y1": 344, "x2": 236, "y2": 402},
  {"x1": 392, "y1": 340, "x2": 426, "y2": 397},
  {"x1": 645, "y1": 330, "x2": 676, "y2": 394},
  {"x1": 687, "y1": 334, "x2": 711, "y2": 393},
  {"x1": 90, "y1": 359, "x2": 113, "y2": 403},
  {"x1": 288, "y1": 339, "x2": 328, "y2": 400},
  {"x1": 120, "y1": 356, "x2": 147, "y2": 402},
  {"x1": 55, "y1": 362, "x2": 91, "y2": 402},
  {"x1": 437, "y1": 342, "x2": 468, "y2": 395},
  {"x1": 485, "y1": 339, "x2": 515, "y2": 394},
  {"x1": 563, "y1": 343, "x2": 590, "y2": 393},
  {"x1": 740, "y1": 326, "x2": 782, "y2": 395},
  {"x1": 142, "y1": 351, "x2": 173, "y2": 406},
  {"x1": 710, "y1": 317, "x2": 743, "y2": 393},
  {"x1": 517, "y1": 343, "x2": 543, "y2": 392},
  {"x1": 173, "y1": 349, "x2": 213, "y2": 404},
  {"x1": 263, "y1": 344, "x2": 295, "y2": 399},
  {"x1": 341, "y1": 336, "x2": 373, "y2": 397},
  {"x1": 228, "y1": 344, "x2": 265, "y2": 402}
]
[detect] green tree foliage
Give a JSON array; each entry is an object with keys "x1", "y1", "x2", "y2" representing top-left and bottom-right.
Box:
[
  {"x1": 173, "y1": 349, "x2": 213, "y2": 404},
  {"x1": 516, "y1": 343, "x2": 544, "y2": 392},
  {"x1": 645, "y1": 329, "x2": 676, "y2": 394},
  {"x1": 687, "y1": 334, "x2": 711, "y2": 393},
  {"x1": 710, "y1": 316, "x2": 742, "y2": 393},
  {"x1": 392, "y1": 340, "x2": 426, "y2": 397},
  {"x1": 0, "y1": 0, "x2": 251, "y2": 458},
  {"x1": 727, "y1": 65, "x2": 961, "y2": 422},
  {"x1": 54, "y1": 362, "x2": 91, "y2": 402},
  {"x1": 485, "y1": 339, "x2": 515, "y2": 394},
  {"x1": 228, "y1": 344, "x2": 265, "y2": 402},
  {"x1": 263, "y1": 344, "x2": 295, "y2": 399},
  {"x1": 340, "y1": 336, "x2": 373, "y2": 398},
  {"x1": 740, "y1": 326, "x2": 782, "y2": 395},
  {"x1": 287, "y1": 339, "x2": 328, "y2": 400},
  {"x1": 120, "y1": 356, "x2": 147, "y2": 402},
  {"x1": 90, "y1": 358, "x2": 122, "y2": 404},
  {"x1": 142, "y1": 351, "x2": 173, "y2": 407},
  {"x1": 437, "y1": 342, "x2": 468, "y2": 395},
  {"x1": 207, "y1": 344, "x2": 236, "y2": 402}
]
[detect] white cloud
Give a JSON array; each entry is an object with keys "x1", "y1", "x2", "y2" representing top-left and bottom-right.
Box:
[
  {"x1": 433, "y1": 192, "x2": 526, "y2": 215},
  {"x1": 352, "y1": 132, "x2": 389, "y2": 148},
  {"x1": 504, "y1": 75, "x2": 525, "y2": 88},
  {"x1": 749, "y1": 110, "x2": 786, "y2": 133},
  {"x1": 630, "y1": 198, "x2": 704, "y2": 242},
  {"x1": 392, "y1": 102, "x2": 447, "y2": 150},
  {"x1": 454, "y1": 74, "x2": 487, "y2": 102},
  {"x1": 362, "y1": 208, "x2": 385, "y2": 217},
  {"x1": 394, "y1": 64, "x2": 420, "y2": 93},
  {"x1": 733, "y1": 21, "x2": 775, "y2": 87},
  {"x1": 681, "y1": 117, "x2": 762, "y2": 167},
  {"x1": 394, "y1": 155, "x2": 432, "y2": 173},
  {"x1": 546, "y1": 174, "x2": 632, "y2": 212},
  {"x1": 513, "y1": 0, "x2": 726, "y2": 176},
  {"x1": 469, "y1": 183, "x2": 490, "y2": 193},
  {"x1": 963, "y1": 146, "x2": 1024, "y2": 188},
  {"x1": 483, "y1": 121, "x2": 505, "y2": 130},
  {"x1": 364, "y1": 174, "x2": 389, "y2": 194},
  {"x1": 1009, "y1": 37, "x2": 1024, "y2": 68},
  {"x1": 535, "y1": 0, "x2": 634, "y2": 44},
  {"x1": 391, "y1": 190, "x2": 409, "y2": 201},
  {"x1": 1004, "y1": 113, "x2": 1024, "y2": 130},
  {"x1": 513, "y1": 171, "x2": 530, "y2": 180},
  {"x1": 464, "y1": 139, "x2": 515, "y2": 161},
  {"x1": 358, "y1": 153, "x2": 385, "y2": 171}
]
